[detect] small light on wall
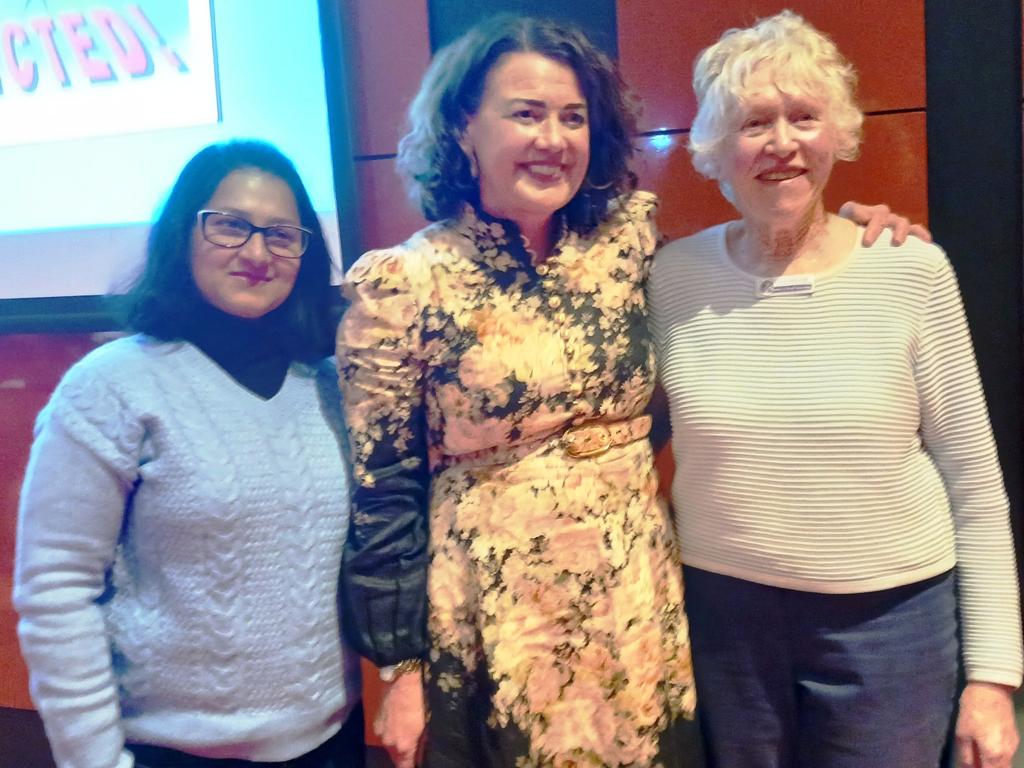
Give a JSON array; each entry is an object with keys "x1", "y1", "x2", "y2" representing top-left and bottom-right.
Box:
[{"x1": 647, "y1": 133, "x2": 675, "y2": 153}]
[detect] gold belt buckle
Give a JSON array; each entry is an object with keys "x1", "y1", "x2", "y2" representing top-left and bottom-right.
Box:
[{"x1": 561, "y1": 423, "x2": 612, "y2": 458}]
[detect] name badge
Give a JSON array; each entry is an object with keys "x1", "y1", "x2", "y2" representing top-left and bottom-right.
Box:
[{"x1": 755, "y1": 274, "x2": 815, "y2": 298}]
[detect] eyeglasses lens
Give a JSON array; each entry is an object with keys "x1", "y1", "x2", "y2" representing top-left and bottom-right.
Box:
[{"x1": 202, "y1": 212, "x2": 308, "y2": 258}]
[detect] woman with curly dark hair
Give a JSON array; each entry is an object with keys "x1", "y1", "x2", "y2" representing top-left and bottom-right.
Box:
[{"x1": 338, "y1": 16, "x2": 701, "y2": 768}]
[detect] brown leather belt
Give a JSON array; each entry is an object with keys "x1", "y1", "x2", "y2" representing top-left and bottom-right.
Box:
[{"x1": 559, "y1": 413, "x2": 652, "y2": 458}]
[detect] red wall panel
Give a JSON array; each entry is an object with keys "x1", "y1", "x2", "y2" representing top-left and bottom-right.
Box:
[
  {"x1": 0, "y1": 334, "x2": 103, "y2": 710},
  {"x1": 347, "y1": 0, "x2": 431, "y2": 157},
  {"x1": 826, "y1": 111, "x2": 929, "y2": 229},
  {"x1": 634, "y1": 132, "x2": 737, "y2": 241},
  {"x1": 357, "y1": 159, "x2": 427, "y2": 251},
  {"x1": 618, "y1": 0, "x2": 926, "y2": 134}
]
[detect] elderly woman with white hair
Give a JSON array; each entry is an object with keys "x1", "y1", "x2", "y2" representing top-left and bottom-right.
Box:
[{"x1": 650, "y1": 11, "x2": 1022, "y2": 768}]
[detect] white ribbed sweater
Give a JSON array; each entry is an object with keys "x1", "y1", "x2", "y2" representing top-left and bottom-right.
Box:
[
  {"x1": 14, "y1": 337, "x2": 359, "y2": 768},
  {"x1": 650, "y1": 224, "x2": 1022, "y2": 686}
]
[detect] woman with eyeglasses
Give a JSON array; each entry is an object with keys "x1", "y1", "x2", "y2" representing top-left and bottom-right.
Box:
[{"x1": 13, "y1": 140, "x2": 364, "y2": 768}]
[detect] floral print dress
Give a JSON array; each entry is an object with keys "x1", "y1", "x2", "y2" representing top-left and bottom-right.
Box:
[{"x1": 338, "y1": 192, "x2": 700, "y2": 768}]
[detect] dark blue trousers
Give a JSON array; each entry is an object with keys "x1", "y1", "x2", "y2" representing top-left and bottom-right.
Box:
[{"x1": 683, "y1": 567, "x2": 958, "y2": 768}]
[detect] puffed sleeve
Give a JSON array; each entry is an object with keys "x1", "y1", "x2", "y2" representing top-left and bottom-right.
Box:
[
  {"x1": 13, "y1": 356, "x2": 141, "y2": 768},
  {"x1": 336, "y1": 246, "x2": 431, "y2": 666},
  {"x1": 916, "y1": 251, "x2": 1023, "y2": 687}
]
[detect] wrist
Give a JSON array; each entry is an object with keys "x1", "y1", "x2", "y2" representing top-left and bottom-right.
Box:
[{"x1": 966, "y1": 680, "x2": 1016, "y2": 694}]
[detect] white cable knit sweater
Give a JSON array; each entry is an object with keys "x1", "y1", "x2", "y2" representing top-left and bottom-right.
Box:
[{"x1": 14, "y1": 336, "x2": 359, "y2": 768}]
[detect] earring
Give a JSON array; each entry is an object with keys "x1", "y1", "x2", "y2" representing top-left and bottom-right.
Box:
[{"x1": 458, "y1": 136, "x2": 478, "y2": 179}]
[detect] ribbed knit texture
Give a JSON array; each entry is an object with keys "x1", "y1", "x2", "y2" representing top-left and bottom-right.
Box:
[
  {"x1": 14, "y1": 336, "x2": 359, "y2": 768},
  {"x1": 650, "y1": 224, "x2": 1022, "y2": 687}
]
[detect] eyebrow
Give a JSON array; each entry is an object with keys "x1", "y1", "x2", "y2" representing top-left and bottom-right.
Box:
[
  {"x1": 507, "y1": 97, "x2": 587, "y2": 111},
  {"x1": 211, "y1": 208, "x2": 302, "y2": 226}
]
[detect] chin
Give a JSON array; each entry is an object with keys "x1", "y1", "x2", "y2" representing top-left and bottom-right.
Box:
[
  {"x1": 750, "y1": 198, "x2": 816, "y2": 223},
  {"x1": 519, "y1": 181, "x2": 576, "y2": 206},
  {"x1": 527, "y1": 192, "x2": 575, "y2": 217},
  {"x1": 223, "y1": 300, "x2": 279, "y2": 320}
]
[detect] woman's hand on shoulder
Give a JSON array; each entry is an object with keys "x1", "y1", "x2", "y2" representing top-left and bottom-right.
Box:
[
  {"x1": 374, "y1": 671, "x2": 427, "y2": 768},
  {"x1": 955, "y1": 681, "x2": 1020, "y2": 768},
  {"x1": 838, "y1": 201, "x2": 933, "y2": 246}
]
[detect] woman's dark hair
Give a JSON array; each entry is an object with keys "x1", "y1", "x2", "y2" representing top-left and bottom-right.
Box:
[
  {"x1": 122, "y1": 140, "x2": 336, "y2": 361},
  {"x1": 397, "y1": 15, "x2": 638, "y2": 234}
]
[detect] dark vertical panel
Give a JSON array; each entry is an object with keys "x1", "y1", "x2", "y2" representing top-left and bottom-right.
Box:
[
  {"x1": 427, "y1": 0, "x2": 617, "y2": 57},
  {"x1": 926, "y1": 1, "x2": 1023, "y2": 547},
  {"x1": 0, "y1": 707, "x2": 56, "y2": 768},
  {"x1": 318, "y1": 0, "x2": 364, "y2": 265}
]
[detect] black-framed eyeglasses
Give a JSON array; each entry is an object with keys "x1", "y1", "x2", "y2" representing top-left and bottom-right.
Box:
[{"x1": 197, "y1": 210, "x2": 312, "y2": 259}]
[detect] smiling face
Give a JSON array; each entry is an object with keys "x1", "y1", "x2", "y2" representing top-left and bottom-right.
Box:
[
  {"x1": 461, "y1": 51, "x2": 590, "y2": 238},
  {"x1": 190, "y1": 168, "x2": 303, "y2": 319},
  {"x1": 720, "y1": 65, "x2": 838, "y2": 227}
]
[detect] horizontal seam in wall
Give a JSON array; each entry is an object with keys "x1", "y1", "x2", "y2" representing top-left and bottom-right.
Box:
[
  {"x1": 865, "y1": 107, "x2": 929, "y2": 117},
  {"x1": 354, "y1": 153, "x2": 398, "y2": 162},
  {"x1": 359, "y1": 107, "x2": 933, "y2": 155},
  {"x1": 637, "y1": 107, "x2": 928, "y2": 138}
]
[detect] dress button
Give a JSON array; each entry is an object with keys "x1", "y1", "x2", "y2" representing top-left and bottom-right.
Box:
[
  {"x1": 547, "y1": 295, "x2": 561, "y2": 309},
  {"x1": 536, "y1": 264, "x2": 549, "y2": 276}
]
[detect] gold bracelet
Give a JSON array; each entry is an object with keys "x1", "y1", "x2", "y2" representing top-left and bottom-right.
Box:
[{"x1": 378, "y1": 658, "x2": 422, "y2": 682}]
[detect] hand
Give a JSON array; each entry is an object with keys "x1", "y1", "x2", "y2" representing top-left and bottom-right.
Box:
[
  {"x1": 838, "y1": 201, "x2": 933, "y2": 246},
  {"x1": 374, "y1": 671, "x2": 426, "y2": 768},
  {"x1": 955, "y1": 681, "x2": 1020, "y2": 768}
]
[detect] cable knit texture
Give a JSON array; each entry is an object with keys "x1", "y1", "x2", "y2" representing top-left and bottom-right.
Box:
[
  {"x1": 650, "y1": 225, "x2": 1023, "y2": 688},
  {"x1": 14, "y1": 336, "x2": 359, "y2": 768}
]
